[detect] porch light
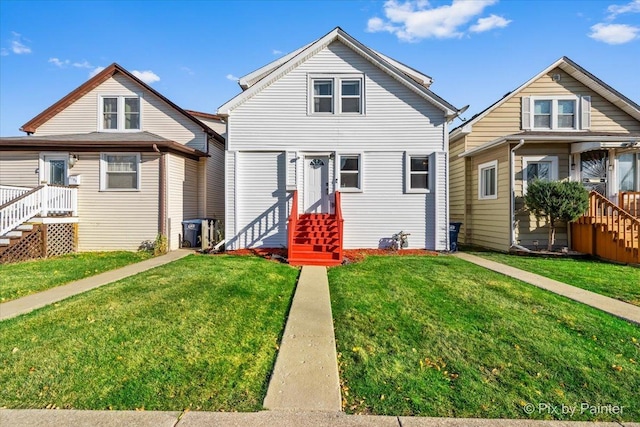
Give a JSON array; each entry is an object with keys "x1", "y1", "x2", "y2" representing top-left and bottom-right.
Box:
[{"x1": 69, "y1": 154, "x2": 79, "y2": 168}]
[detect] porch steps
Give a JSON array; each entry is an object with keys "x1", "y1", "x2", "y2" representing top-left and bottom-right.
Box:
[
  {"x1": 289, "y1": 214, "x2": 342, "y2": 266},
  {"x1": 0, "y1": 223, "x2": 35, "y2": 247}
]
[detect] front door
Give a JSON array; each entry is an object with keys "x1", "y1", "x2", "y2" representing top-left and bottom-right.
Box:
[
  {"x1": 581, "y1": 150, "x2": 608, "y2": 196},
  {"x1": 43, "y1": 155, "x2": 68, "y2": 185},
  {"x1": 304, "y1": 156, "x2": 330, "y2": 213}
]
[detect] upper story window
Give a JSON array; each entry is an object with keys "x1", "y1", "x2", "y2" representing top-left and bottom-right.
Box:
[
  {"x1": 100, "y1": 95, "x2": 141, "y2": 131},
  {"x1": 523, "y1": 96, "x2": 589, "y2": 131},
  {"x1": 309, "y1": 75, "x2": 364, "y2": 115}
]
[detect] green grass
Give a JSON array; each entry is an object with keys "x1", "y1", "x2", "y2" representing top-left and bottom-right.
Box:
[
  {"x1": 329, "y1": 256, "x2": 640, "y2": 421},
  {"x1": 0, "y1": 255, "x2": 299, "y2": 411},
  {"x1": 0, "y1": 251, "x2": 154, "y2": 303},
  {"x1": 469, "y1": 251, "x2": 640, "y2": 306}
]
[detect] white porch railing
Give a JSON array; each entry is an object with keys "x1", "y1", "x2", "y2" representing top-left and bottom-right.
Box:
[
  {"x1": 0, "y1": 185, "x2": 78, "y2": 236},
  {"x1": 0, "y1": 185, "x2": 31, "y2": 205}
]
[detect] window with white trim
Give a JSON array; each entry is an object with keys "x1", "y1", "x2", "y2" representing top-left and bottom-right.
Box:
[
  {"x1": 309, "y1": 75, "x2": 364, "y2": 115},
  {"x1": 100, "y1": 153, "x2": 140, "y2": 191},
  {"x1": 524, "y1": 96, "x2": 580, "y2": 130},
  {"x1": 338, "y1": 154, "x2": 362, "y2": 191},
  {"x1": 100, "y1": 95, "x2": 141, "y2": 131},
  {"x1": 405, "y1": 154, "x2": 430, "y2": 193},
  {"x1": 478, "y1": 160, "x2": 498, "y2": 200},
  {"x1": 522, "y1": 155, "x2": 558, "y2": 193},
  {"x1": 618, "y1": 153, "x2": 639, "y2": 191}
]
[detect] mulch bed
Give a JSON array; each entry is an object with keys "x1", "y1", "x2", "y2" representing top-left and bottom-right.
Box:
[{"x1": 217, "y1": 247, "x2": 438, "y2": 265}]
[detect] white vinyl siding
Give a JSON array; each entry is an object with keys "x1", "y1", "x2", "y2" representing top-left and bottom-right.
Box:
[
  {"x1": 0, "y1": 152, "x2": 40, "y2": 187},
  {"x1": 167, "y1": 154, "x2": 199, "y2": 250},
  {"x1": 70, "y1": 152, "x2": 160, "y2": 251},
  {"x1": 233, "y1": 151, "x2": 288, "y2": 249},
  {"x1": 226, "y1": 41, "x2": 448, "y2": 250},
  {"x1": 35, "y1": 73, "x2": 208, "y2": 151},
  {"x1": 206, "y1": 140, "x2": 225, "y2": 220}
]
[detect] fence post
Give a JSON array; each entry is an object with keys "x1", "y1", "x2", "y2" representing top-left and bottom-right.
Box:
[{"x1": 41, "y1": 185, "x2": 49, "y2": 217}]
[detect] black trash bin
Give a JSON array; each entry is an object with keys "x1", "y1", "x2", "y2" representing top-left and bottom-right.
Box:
[
  {"x1": 449, "y1": 222, "x2": 463, "y2": 252},
  {"x1": 182, "y1": 219, "x2": 203, "y2": 248}
]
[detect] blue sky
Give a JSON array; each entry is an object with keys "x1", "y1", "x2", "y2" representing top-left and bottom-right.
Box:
[{"x1": 0, "y1": 0, "x2": 639, "y2": 136}]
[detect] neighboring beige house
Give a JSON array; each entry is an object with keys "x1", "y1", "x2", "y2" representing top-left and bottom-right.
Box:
[
  {"x1": 0, "y1": 64, "x2": 225, "y2": 254},
  {"x1": 450, "y1": 56, "x2": 640, "y2": 253}
]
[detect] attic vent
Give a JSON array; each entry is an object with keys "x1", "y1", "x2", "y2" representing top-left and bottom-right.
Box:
[{"x1": 552, "y1": 73, "x2": 561, "y2": 82}]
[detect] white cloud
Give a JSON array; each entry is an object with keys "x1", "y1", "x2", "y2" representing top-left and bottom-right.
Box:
[
  {"x1": 49, "y1": 57, "x2": 70, "y2": 67},
  {"x1": 226, "y1": 74, "x2": 239, "y2": 81},
  {"x1": 469, "y1": 14, "x2": 511, "y2": 33},
  {"x1": 180, "y1": 66, "x2": 195, "y2": 75},
  {"x1": 89, "y1": 66, "x2": 105, "y2": 77},
  {"x1": 132, "y1": 70, "x2": 160, "y2": 84},
  {"x1": 272, "y1": 49, "x2": 283, "y2": 55},
  {"x1": 589, "y1": 22, "x2": 639, "y2": 44},
  {"x1": 72, "y1": 60, "x2": 93, "y2": 69},
  {"x1": 6, "y1": 32, "x2": 32, "y2": 55},
  {"x1": 366, "y1": 0, "x2": 507, "y2": 41},
  {"x1": 607, "y1": 0, "x2": 640, "y2": 20}
]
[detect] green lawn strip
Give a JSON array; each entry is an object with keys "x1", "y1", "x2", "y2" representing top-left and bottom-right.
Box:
[
  {"x1": 0, "y1": 251, "x2": 154, "y2": 303},
  {"x1": 0, "y1": 255, "x2": 298, "y2": 411},
  {"x1": 469, "y1": 251, "x2": 640, "y2": 306},
  {"x1": 329, "y1": 256, "x2": 640, "y2": 421}
]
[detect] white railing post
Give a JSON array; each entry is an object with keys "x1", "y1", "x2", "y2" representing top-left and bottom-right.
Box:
[{"x1": 41, "y1": 184, "x2": 49, "y2": 217}]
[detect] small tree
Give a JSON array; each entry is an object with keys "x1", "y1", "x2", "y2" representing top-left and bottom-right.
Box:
[{"x1": 524, "y1": 180, "x2": 589, "y2": 251}]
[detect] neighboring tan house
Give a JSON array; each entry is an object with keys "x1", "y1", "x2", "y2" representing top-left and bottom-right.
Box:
[
  {"x1": 0, "y1": 63, "x2": 225, "y2": 258},
  {"x1": 449, "y1": 57, "x2": 640, "y2": 261},
  {"x1": 217, "y1": 27, "x2": 463, "y2": 265}
]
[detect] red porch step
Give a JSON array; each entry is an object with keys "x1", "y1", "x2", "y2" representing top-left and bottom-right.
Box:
[{"x1": 289, "y1": 213, "x2": 342, "y2": 266}]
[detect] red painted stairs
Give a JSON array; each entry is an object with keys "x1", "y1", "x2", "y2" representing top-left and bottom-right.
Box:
[{"x1": 288, "y1": 191, "x2": 344, "y2": 266}]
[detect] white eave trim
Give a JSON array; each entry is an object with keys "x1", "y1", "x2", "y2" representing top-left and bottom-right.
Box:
[
  {"x1": 460, "y1": 134, "x2": 639, "y2": 157},
  {"x1": 217, "y1": 28, "x2": 459, "y2": 117}
]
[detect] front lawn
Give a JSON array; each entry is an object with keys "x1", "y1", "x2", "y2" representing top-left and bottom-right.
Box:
[
  {"x1": 470, "y1": 251, "x2": 640, "y2": 306},
  {"x1": 329, "y1": 256, "x2": 640, "y2": 421},
  {"x1": 0, "y1": 251, "x2": 153, "y2": 303},
  {"x1": 0, "y1": 255, "x2": 298, "y2": 411}
]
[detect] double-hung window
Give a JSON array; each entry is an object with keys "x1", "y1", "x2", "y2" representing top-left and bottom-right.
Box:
[
  {"x1": 100, "y1": 95, "x2": 141, "y2": 131},
  {"x1": 522, "y1": 156, "x2": 558, "y2": 193},
  {"x1": 338, "y1": 154, "x2": 362, "y2": 191},
  {"x1": 310, "y1": 75, "x2": 363, "y2": 115},
  {"x1": 525, "y1": 97, "x2": 579, "y2": 130},
  {"x1": 478, "y1": 160, "x2": 498, "y2": 200},
  {"x1": 100, "y1": 153, "x2": 140, "y2": 191},
  {"x1": 618, "y1": 153, "x2": 639, "y2": 191},
  {"x1": 405, "y1": 154, "x2": 430, "y2": 193}
]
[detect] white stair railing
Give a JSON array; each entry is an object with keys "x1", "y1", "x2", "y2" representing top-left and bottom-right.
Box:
[
  {"x1": 0, "y1": 185, "x2": 77, "y2": 236},
  {"x1": 0, "y1": 185, "x2": 31, "y2": 205}
]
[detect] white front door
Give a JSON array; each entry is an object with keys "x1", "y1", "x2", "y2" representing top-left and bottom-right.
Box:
[
  {"x1": 42, "y1": 154, "x2": 68, "y2": 185},
  {"x1": 304, "y1": 156, "x2": 330, "y2": 213}
]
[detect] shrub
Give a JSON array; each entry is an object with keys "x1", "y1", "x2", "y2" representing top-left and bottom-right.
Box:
[{"x1": 524, "y1": 180, "x2": 589, "y2": 251}]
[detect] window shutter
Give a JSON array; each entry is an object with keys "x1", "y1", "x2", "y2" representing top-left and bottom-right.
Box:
[
  {"x1": 521, "y1": 97, "x2": 531, "y2": 130},
  {"x1": 581, "y1": 96, "x2": 591, "y2": 130}
]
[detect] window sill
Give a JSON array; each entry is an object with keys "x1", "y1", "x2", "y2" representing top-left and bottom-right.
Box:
[
  {"x1": 100, "y1": 189, "x2": 141, "y2": 192},
  {"x1": 405, "y1": 189, "x2": 431, "y2": 194},
  {"x1": 478, "y1": 195, "x2": 498, "y2": 200},
  {"x1": 339, "y1": 188, "x2": 362, "y2": 193}
]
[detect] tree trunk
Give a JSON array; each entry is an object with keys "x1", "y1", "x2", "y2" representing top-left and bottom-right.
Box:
[{"x1": 547, "y1": 223, "x2": 556, "y2": 251}]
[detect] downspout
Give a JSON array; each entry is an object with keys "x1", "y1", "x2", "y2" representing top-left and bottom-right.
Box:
[
  {"x1": 155, "y1": 144, "x2": 167, "y2": 237},
  {"x1": 510, "y1": 139, "x2": 529, "y2": 251}
]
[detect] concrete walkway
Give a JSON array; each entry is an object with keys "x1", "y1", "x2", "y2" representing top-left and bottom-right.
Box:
[
  {"x1": 0, "y1": 249, "x2": 192, "y2": 321},
  {"x1": 263, "y1": 265, "x2": 342, "y2": 411},
  {"x1": 1, "y1": 409, "x2": 636, "y2": 427},
  {"x1": 454, "y1": 252, "x2": 640, "y2": 325}
]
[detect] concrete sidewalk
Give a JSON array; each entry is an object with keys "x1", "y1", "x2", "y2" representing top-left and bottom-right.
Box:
[
  {"x1": 1, "y1": 409, "x2": 636, "y2": 427},
  {"x1": 454, "y1": 252, "x2": 640, "y2": 325},
  {"x1": 0, "y1": 249, "x2": 193, "y2": 321},
  {"x1": 263, "y1": 265, "x2": 342, "y2": 411}
]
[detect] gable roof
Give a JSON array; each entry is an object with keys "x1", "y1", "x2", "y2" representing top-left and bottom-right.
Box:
[
  {"x1": 218, "y1": 27, "x2": 461, "y2": 119},
  {"x1": 450, "y1": 56, "x2": 640, "y2": 141},
  {"x1": 20, "y1": 63, "x2": 225, "y2": 144}
]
